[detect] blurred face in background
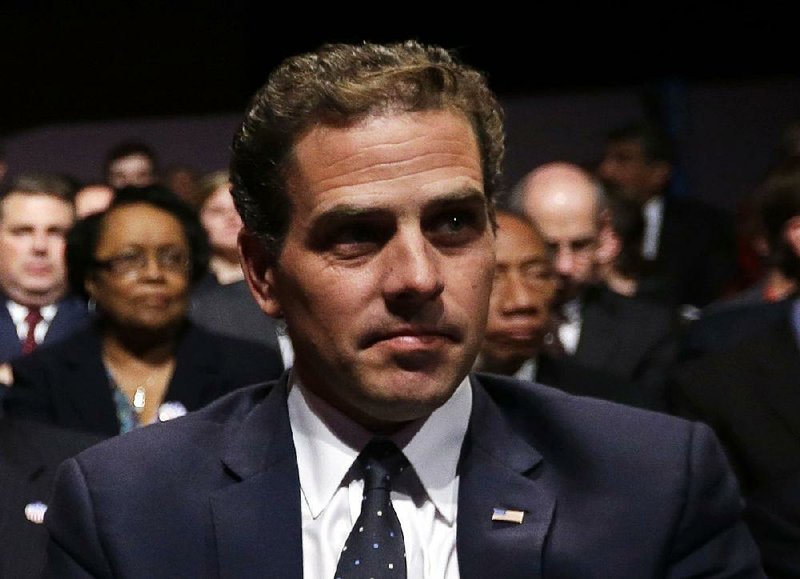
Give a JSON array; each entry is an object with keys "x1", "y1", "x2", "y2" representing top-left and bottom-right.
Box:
[
  {"x1": 482, "y1": 213, "x2": 557, "y2": 369},
  {"x1": 86, "y1": 203, "x2": 191, "y2": 333},
  {"x1": 74, "y1": 185, "x2": 114, "y2": 218},
  {"x1": 107, "y1": 154, "x2": 156, "y2": 190},
  {"x1": 200, "y1": 184, "x2": 242, "y2": 260},
  {"x1": 0, "y1": 192, "x2": 74, "y2": 307},
  {"x1": 597, "y1": 139, "x2": 669, "y2": 204}
]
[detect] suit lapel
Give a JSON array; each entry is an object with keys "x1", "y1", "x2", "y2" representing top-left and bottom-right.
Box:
[
  {"x1": 43, "y1": 296, "x2": 88, "y2": 346},
  {"x1": 457, "y1": 376, "x2": 555, "y2": 579},
  {"x1": 211, "y1": 377, "x2": 303, "y2": 579},
  {"x1": 0, "y1": 303, "x2": 22, "y2": 361}
]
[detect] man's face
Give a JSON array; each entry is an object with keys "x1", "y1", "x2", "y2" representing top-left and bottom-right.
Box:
[
  {"x1": 0, "y1": 192, "x2": 74, "y2": 306},
  {"x1": 243, "y1": 110, "x2": 495, "y2": 432},
  {"x1": 107, "y1": 154, "x2": 156, "y2": 189},
  {"x1": 597, "y1": 139, "x2": 668, "y2": 204},
  {"x1": 482, "y1": 214, "x2": 556, "y2": 368},
  {"x1": 526, "y1": 192, "x2": 599, "y2": 304}
]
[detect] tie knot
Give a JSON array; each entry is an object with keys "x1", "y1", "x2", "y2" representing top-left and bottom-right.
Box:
[
  {"x1": 25, "y1": 307, "x2": 43, "y2": 325},
  {"x1": 358, "y1": 439, "x2": 407, "y2": 492}
]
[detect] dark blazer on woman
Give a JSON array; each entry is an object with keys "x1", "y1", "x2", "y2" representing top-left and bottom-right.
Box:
[{"x1": 4, "y1": 321, "x2": 284, "y2": 437}]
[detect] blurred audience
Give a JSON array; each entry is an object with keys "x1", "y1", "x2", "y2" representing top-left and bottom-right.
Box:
[
  {"x1": 598, "y1": 193, "x2": 647, "y2": 298},
  {"x1": 669, "y1": 168, "x2": 800, "y2": 575},
  {"x1": 188, "y1": 170, "x2": 291, "y2": 365},
  {"x1": 597, "y1": 121, "x2": 737, "y2": 313},
  {"x1": 476, "y1": 209, "x2": 647, "y2": 408},
  {"x1": 4, "y1": 185, "x2": 283, "y2": 437},
  {"x1": 0, "y1": 174, "x2": 88, "y2": 373},
  {"x1": 511, "y1": 162, "x2": 678, "y2": 410},
  {"x1": 164, "y1": 163, "x2": 199, "y2": 203},
  {"x1": 73, "y1": 183, "x2": 114, "y2": 219},
  {"x1": 679, "y1": 160, "x2": 800, "y2": 361},
  {"x1": 103, "y1": 141, "x2": 158, "y2": 190},
  {"x1": 476, "y1": 209, "x2": 558, "y2": 377},
  {"x1": 190, "y1": 170, "x2": 244, "y2": 287}
]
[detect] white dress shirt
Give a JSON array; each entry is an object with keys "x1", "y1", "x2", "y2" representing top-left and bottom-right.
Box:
[
  {"x1": 7, "y1": 300, "x2": 58, "y2": 345},
  {"x1": 288, "y1": 372, "x2": 471, "y2": 579},
  {"x1": 642, "y1": 196, "x2": 664, "y2": 260},
  {"x1": 558, "y1": 298, "x2": 582, "y2": 355}
]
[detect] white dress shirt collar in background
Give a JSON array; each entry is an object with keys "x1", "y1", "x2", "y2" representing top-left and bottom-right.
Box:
[
  {"x1": 7, "y1": 300, "x2": 58, "y2": 344},
  {"x1": 642, "y1": 195, "x2": 665, "y2": 260},
  {"x1": 558, "y1": 297, "x2": 582, "y2": 355}
]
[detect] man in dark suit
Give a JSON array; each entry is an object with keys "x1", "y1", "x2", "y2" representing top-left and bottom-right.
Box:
[
  {"x1": 0, "y1": 414, "x2": 100, "y2": 578},
  {"x1": 42, "y1": 41, "x2": 763, "y2": 577},
  {"x1": 671, "y1": 169, "x2": 800, "y2": 576},
  {"x1": 597, "y1": 121, "x2": 737, "y2": 312},
  {"x1": 512, "y1": 162, "x2": 679, "y2": 409},
  {"x1": 476, "y1": 209, "x2": 648, "y2": 409},
  {"x1": 0, "y1": 174, "x2": 89, "y2": 368}
]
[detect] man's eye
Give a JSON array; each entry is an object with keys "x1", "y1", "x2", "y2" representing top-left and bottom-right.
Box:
[
  {"x1": 427, "y1": 210, "x2": 484, "y2": 245},
  {"x1": 570, "y1": 239, "x2": 595, "y2": 252},
  {"x1": 335, "y1": 224, "x2": 380, "y2": 245},
  {"x1": 327, "y1": 223, "x2": 387, "y2": 258}
]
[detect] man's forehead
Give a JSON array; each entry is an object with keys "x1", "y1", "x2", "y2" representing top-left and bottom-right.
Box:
[{"x1": 0, "y1": 192, "x2": 73, "y2": 223}]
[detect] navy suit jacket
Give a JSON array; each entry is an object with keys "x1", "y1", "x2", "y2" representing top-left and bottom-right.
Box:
[
  {"x1": 0, "y1": 295, "x2": 89, "y2": 363},
  {"x1": 43, "y1": 373, "x2": 763, "y2": 577},
  {"x1": 5, "y1": 321, "x2": 284, "y2": 437}
]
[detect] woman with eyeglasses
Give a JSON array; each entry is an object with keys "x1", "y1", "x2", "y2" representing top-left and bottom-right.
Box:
[{"x1": 3, "y1": 186, "x2": 284, "y2": 437}]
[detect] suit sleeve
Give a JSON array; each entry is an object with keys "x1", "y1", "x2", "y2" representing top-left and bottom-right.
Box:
[
  {"x1": 666, "y1": 421, "x2": 766, "y2": 578},
  {"x1": 42, "y1": 458, "x2": 114, "y2": 578}
]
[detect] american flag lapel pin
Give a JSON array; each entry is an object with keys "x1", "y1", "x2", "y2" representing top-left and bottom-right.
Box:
[{"x1": 492, "y1": 507, "x2": 525, "y2": 524}]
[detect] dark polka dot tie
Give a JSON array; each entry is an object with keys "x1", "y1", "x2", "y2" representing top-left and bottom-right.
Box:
[{"x1": 334, "y1": 438, "x2": 408, "y2": 579}]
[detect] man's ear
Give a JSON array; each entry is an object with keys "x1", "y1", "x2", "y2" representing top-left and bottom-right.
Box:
[
  {"x1": 783, "y1": 215, "x2": 800, "y2": 258},
  {"x1": 594, "y1": 211, "x2": 620, "y2": 265},
  {"x1": 239, "y1": 230, "x2": 283, "y2": 318}
]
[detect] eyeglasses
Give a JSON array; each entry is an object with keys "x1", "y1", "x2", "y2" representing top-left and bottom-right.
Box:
[{"x1": 93, "y1": 246, "x2": 191, "y2": 276}]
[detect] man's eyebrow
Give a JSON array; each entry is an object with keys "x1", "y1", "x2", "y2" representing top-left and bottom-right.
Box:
[
  {"x1": 311, "y1": 187, "x2": 488, "y2": 228},
  {"x1": 311, "y1": 205, "x2": 393, "y2": 231},
  {"x1": 424, "y1": 188, "x2": 488, "y2": 212}
]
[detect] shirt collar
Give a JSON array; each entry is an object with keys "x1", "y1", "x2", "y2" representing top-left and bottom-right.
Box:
[
  {"x1": 288, "y1": 371, "x2": 472, "y2": 526},
  {"x1": 7, "y1": 300, "x2": 58, "y2": 325}
]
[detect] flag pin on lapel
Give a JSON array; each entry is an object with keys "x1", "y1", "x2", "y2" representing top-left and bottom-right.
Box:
[
  {"x1": 492, "y1": 507, "x2": 525, "y2": 524},
  {"x1": 25, "y1": 501, "x2": 48, "y2": 525}
]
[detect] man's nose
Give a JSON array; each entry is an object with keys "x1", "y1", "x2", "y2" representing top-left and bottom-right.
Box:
[
  {"x1": 554, "y1": 246, "x2": 575, "y2": 276},
  {"x1": 499, "y1": 273, "x2": 536, "y2": 313},
  {"x1": 382, "y1": 230, "x2": 444, "y2": 303},
  {"x1": 31, "y1": 231, "x2": 49, "y2": 253}
]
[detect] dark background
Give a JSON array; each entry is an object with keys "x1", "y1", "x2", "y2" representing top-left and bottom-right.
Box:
[{"x1": 2, "y1": 2, "x2": 796, "y2": 136}]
